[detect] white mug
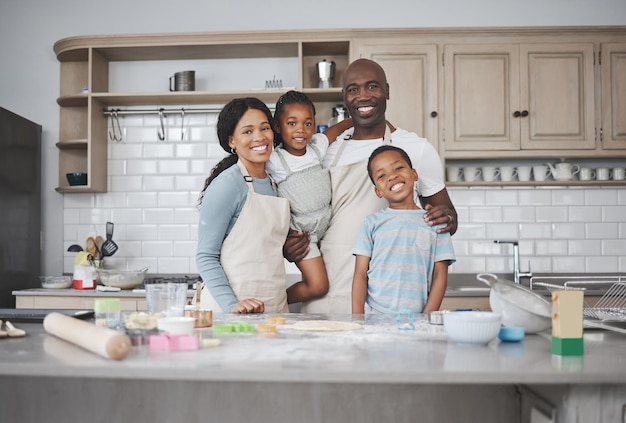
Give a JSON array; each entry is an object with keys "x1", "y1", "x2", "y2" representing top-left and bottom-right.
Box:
[
  {"x1": 462, "y1": 166, "x2": 481, "y2": 182},
  {"x1": 596, "y1": 167, "x2": 612, "y2": 181},
  {"x1": 446, "y1": 166, "x2": 461, "y2": 182},
  {"x1": 532, "y1": 165, "x2": 548, "y2": 182},
  {"x1": 500, "y1": 166, "x2": 517, "y2": 182},
  {"x1": 517, "y1": 166, "x2": 532, "y2": 182},
  {"x1": 579, "y1": 167, "x2": 595, "y2": 181},
  {"x1": 482, "y1": 166, "x2": 500, "y2": 182},
  {"x1": 612, "y1": 167, "x2": 625, "y2": 180}
]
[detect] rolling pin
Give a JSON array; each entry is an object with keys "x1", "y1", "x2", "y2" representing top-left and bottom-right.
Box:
[{"x1": 43, "y1": 312, "x2": 131, "y2": 360}]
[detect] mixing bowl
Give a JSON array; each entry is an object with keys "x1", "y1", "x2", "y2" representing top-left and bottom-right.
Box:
[
  {"x1": 477, "y1": 273, "x2": 551, "y2": 333},
  {"x1": 97, "y1": 268, "x2": 147, "y2": 290},
  {"x1": 40, "y1": 275, "x2": 72, "y2": 289},
  {"x1": 443, "y1": 311, "x2": 502, "y2": 345}
]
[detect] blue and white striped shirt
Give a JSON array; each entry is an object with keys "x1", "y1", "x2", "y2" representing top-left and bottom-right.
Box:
[{"x1": 353, "y1": 208, "x2": 456, "y2": 314}]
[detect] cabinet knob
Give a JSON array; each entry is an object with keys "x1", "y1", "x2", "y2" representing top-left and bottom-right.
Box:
[
  {"x1": 513, "y1": 111, "x2": 521, "y2": 118},
  {"x1": 430, "y1": 111, "x2": 438, "y2": 118},
  {"x1": 521, "y1": 110, "x2": 529, "y2": 117}
]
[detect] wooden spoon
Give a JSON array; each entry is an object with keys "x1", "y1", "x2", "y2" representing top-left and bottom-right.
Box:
[
  {"x1": 86, "y1": 237, "x2": 98, "y2": 257},
  {"x1": 5, "y1": 321, "x2": 26, "y2": 337},
  {"x1": 95, "y1": 236, "x2": 104, "y2": 260}
]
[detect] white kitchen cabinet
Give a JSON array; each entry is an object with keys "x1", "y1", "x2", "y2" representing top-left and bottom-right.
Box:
[
  {"x1": 601, "y1": 43, "x2": 626, "y2": 150},
  {"x1": 353, "y1": 40, "x2": 439, "y2": 149},
  {"x1": 443, "y1": 42, "x2": 595, "y2": 152}
]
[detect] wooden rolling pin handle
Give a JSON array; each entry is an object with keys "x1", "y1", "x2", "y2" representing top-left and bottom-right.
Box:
[{"x1": 43, "y1": 312, "x2": 131, "y2": 360}]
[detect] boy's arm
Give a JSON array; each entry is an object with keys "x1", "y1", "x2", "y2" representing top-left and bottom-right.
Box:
[
  {"x1": 323, "y1": 117, "x2": 353, "y2": 145},
  {"x1": 351, "y1": 254, "x2": 370, "y2": 314},
  {"x1": 422, "y1": 261, "x2": 449, "y2": 313}
]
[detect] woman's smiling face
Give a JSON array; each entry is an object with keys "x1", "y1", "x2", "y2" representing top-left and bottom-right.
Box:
[{"x1": 228, "y1": 108, "x2": 274, "y2": 177}]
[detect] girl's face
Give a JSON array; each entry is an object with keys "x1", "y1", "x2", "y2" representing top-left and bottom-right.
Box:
[
  {"x1": 370, "y1": 150, "x2": 419, "y2": 209},
  {"x1": 228, "y1": 109, "x2": 274, "y2": 177},
  {"x1": 275, "y1": 103, "x2": 315, "y2": 156}
]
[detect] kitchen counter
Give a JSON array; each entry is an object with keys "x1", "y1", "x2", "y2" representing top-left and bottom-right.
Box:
[{"x1": 0, "y1": 313, "x2": 625, "y2": 422}]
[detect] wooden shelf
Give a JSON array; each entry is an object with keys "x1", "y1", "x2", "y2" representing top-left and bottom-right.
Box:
[{"x1": 56, "y1": 139, "x2": 88, "y2": 149}]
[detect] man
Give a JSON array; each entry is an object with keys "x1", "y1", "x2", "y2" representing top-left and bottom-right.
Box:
[{"x1": 285, "y1": 58, "x2": 457, "y2": 313}]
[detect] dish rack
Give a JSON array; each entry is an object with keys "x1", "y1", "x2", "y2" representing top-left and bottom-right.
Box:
[{"x1": 531, "y1": 276, "x2": 626, "y2": 334}]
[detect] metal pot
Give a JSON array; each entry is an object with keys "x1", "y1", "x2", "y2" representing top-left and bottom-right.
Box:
[{"x1": 477, "y1": 273, "x2": 551, "y2": 333}]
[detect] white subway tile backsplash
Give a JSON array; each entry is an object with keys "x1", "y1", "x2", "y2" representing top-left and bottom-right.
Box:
[
  {"x1": 158, "y1": 160, "x2": 190, "y2": 174},
  {"x1": 175, "y1": 143, "x2": 208, "y2": 158},
  {"x1": 454, "y1": 223, "x2": 486, "y2": 240},
  {"x1": 143, "y1": 208, "x2": 174, "y2": 224},
  {"x1": 485, "y1": 190, "x2": 518, "y2": 206},
  {"x1": 551, "y1": 189, "x2": 585, "y2": 206},
  {"x1": 174, "y1": 208, "x2": 200, "y2": 224},
  {"x1": 485, "y1": 223, "x2": 519, "y2": 240},
  {"x1": 552, "y1": 257, "x2": 586, "y2": 273},
  {"x1": 158, "y1": 192, "x2": 194, "y2": 208},
  {"x1": 585, "y1": 222, "x2": 619, "y2": 239},
  {"x1": 585, "y1": 256, "x2": 618, "y2": 273},
  {"x1": 469, "y1": 207, "x2": 502, "y2": 223},
  {"x1": 158, "y1": 257, "x2": 191, "y2": 274},
  {"x1": 110, "y1": 208, "x2": 143, "y2": 224},
  {"x1": 126, "y1": 159, "x2": 158, "y2": 175},
  {"x1": 602, "y1": 206, "x2": 626, "y2": 222},
  {"x1": 552, "y1": 222, "x2": 586, "y2": 239},
  {"x1": 110, "y1": 175, "x2": 143, "y2": 192},
  {"x1": 108, "y1": 159, "x2": 126, "y2": 176},
  {"x1": 175, "y1": 175, "x2": 205, "y2": 191},
  {"x1": 519, "y1": 223, "x2": 553, "y2": 239},
  {"x1": 127, "y1": 192, "x2": 159, "y2": 208},
  {"x1": 174, "y1": 241, "x2": 197, "y2": 257},
  {"x1": 159, "y1": 225, "x2": 191, "y2": 240},
  {"x1": 502, "y1": 206, "x2": 536, "y2": 222},
  {"x1": 535, "y1": 240, "x2": 568, "y2": 256},
  {"x1": 109, "y1": 143, "x2": 143, "y2": 159},
  {"x1": 568, "y1": 206, "x2": 602, "y2": 222},
  {"x1": 535, "y1": 206, "x2": 568, "y2": 222},
  {"x1": 518, "y1": 189, "x2": 552, "y2": 205},
  {"x1": 63, "y1": 194, "x2": 95, "y2": 208},
  {"x1": 449, "y1": 188, "x2": 485, "y2": 206},
  {"x1": 144, "y1": 143, "x2": 175, "y2": 158},
  {"x1": 585, "y1": 188, "x2": 618, "y2": 205},
  {"x1": 95, "y1": 192, "x2": 126, "y2": 208},
  {"x1": 142, "y1": 241, "x2": 174, "y2": 257},
  {"x1": 126, "y1": 225, "x2": 159, "y2": 241},
  {"x1": 79, "y1": 208, "x2": 110, "y2": 225},
  {"x1": 143, "y1": 176, "x2": 175, "y2": 191},
  {"x1": 602, "y1": 239, "x2": 626, "y2": 255},
  {"x1": 568, "y1": 239, "x2": 602, "y2": 256}
]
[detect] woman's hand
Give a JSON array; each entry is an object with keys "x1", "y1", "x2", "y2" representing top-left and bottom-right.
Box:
[
  {"x1": 231, "y1": 298, "x2": 265, "y2": 314},
  {"x1": 283, "y1": 230, "x2": 310, "y2": 262}
]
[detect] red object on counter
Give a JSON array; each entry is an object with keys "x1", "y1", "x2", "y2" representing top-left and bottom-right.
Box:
[{"x1": 73, "y1": 278, "x2": 96, "y2": 290}]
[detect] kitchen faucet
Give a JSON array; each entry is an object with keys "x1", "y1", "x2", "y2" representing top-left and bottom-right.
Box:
[{"x1": 493, "y1": 240, "x2": 532, "y2": 284}]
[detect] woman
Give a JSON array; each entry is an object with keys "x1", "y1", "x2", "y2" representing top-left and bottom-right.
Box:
[{"x1": 196, "y1": 98, "x2": 290, "y2": 313}]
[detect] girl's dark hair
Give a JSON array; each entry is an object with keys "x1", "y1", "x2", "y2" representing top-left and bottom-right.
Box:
[
  {"x1": 273, "y1": 90, "x2": 316, "y2": 147},
  {"x1": 198, "y1": 97, "x2": 273, "y2": 206},
  {"x1": 367, "y1": 145, "x2": 414, "y2": 184}
]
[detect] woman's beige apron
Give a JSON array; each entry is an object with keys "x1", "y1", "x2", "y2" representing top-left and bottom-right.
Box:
[
  {"x1": 201, "y1": 161, "x2": 290, "y2": 313},
  {"x1": 301, "y1": 128, "x2": 392, "y2": 313}
]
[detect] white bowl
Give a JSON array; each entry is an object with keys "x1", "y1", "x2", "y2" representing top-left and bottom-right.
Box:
[
  {"x1": 443, "y1": 311, "x2": 502, "y2": 345},
  {"x1": 157, "y1": 316, "x2": 195, "y2": 335},
  {"x1": 40, "y1": 276, "x2": 72, "y2": 289},
  {"x1": 97, "y1": 268, "x2": 147, "y2": 290}
]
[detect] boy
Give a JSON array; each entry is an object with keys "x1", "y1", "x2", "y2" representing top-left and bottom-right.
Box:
[{"x1": 351, "y1": 145, "x2": 456, "y2": 314}]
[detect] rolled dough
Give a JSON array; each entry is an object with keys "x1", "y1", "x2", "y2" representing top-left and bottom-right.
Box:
[{"x1": 288, "y1": 320, "x2": 363, "y2": 332}]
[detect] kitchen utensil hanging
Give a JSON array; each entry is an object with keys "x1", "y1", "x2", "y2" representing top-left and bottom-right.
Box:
[
  {"x1": 108, "y1": 109, "x2": 123, "y2": 142},
  {"x1": 101, "y1": 222, "x2": 119, "y2": 257}
]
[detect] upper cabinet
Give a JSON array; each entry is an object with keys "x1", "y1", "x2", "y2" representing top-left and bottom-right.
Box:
[
  {"x1": 353, "y1": 39, "x2": 439, "y2": 150},
  {"x1": 443, "y1": 43, "x2": 595, "y2": 153},
  {"x1": 601, "y1": 43, "x2": 626, "y2": 150}
]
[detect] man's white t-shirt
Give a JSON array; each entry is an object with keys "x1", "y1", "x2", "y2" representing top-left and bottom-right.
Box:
[{"x1": 322, "y1": 127, "x2": 445, "y2": 199}]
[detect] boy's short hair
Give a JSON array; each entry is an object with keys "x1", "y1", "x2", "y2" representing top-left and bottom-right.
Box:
[{"x1": 367, "y1": 145, "x2": 414, "y2": 184}]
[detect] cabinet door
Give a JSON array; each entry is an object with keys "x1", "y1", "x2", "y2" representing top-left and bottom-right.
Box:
[
  {"x1": 356, "y1": 42, "x2": 439, "y2": 149},
  {"x1": 520, "y1": 43, "x2": 595, "y2": 150},
  {"x1": 443, "y1": 44, "x2": 520, "y2": 151},
  {"x1": 601, "y1": 43, "x2": 626, "y2": 149}
]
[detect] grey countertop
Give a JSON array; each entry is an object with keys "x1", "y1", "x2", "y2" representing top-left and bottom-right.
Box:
[{"x1": 1, "y1": 313, "x2": 626, "y2": 385}]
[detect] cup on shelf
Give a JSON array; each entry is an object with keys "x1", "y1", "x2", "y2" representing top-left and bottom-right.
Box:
[
  {"x1": 532, "y1": 165, "x2": 548, "y2": 182},
  {"x1": 481, "y1": 166, "x2": 500, "y2": 182},
  {"x1": 462, "y1": 166, "x2": 481, "y2": 182},
  {"x1": 579, "y1": 167, "x2": 595, "y2": 181},
  {"x1": 517, "y1": 166, "x2": 532, "y2": 182},
  {"x1": 596, "y1": 167, "x2": 612, "y2": 181},
  {"x1": 500, "y1": 166, "x2": 517, "y2": 182},
  {"x1": 612, "y1": 167, "x2": 625, "y2": 180},
  {"x1": 446, "y1": 166, "x2": 462, "y2": 182}
]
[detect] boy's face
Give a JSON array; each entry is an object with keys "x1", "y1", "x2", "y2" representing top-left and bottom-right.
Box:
[{"x1": 370, "y1": 150, "x2": 418, "y2": 207}]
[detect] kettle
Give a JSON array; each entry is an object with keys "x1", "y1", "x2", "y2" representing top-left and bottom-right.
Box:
[
  {"x1": 547, "y1": 160, "x2": 580, "y2": 181},
  {"x1": 328, "y1": 105, "x2": 349, "y2": 127},
  {"x1": 317, "y1": 59, "x2": 336, "y2": 89}
]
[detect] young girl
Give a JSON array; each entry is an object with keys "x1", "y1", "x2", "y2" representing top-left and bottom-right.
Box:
[
  {"x1": 196, "y1": 97, "x2": 290, "y2": 314},
  {"x1": 352, "y1": 145, "x2": 456, "y2": 314},
  {"x1": 266, "y1": 91, "x2": 352, "y2": 304}
]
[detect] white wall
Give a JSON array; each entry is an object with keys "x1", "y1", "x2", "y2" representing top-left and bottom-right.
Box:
[{"x1": 1, "y1": 0, "x2": 626, "y2": 276}]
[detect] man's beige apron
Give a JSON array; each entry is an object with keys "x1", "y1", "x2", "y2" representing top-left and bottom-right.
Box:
[
  {"x1": 201, "y1": 161, "x2": 290, "y2": 313},
  {"x1": 301, "y1": 128, "x2": 392, "y2": 313}
]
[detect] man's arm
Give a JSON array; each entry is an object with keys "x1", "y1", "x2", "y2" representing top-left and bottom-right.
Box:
[
  {"x1": 422, "y1": 261, "x2": 449, "y2": 313},
  {"x1": 421, "y1": 188, "x2": 457, "y2": 235}
]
